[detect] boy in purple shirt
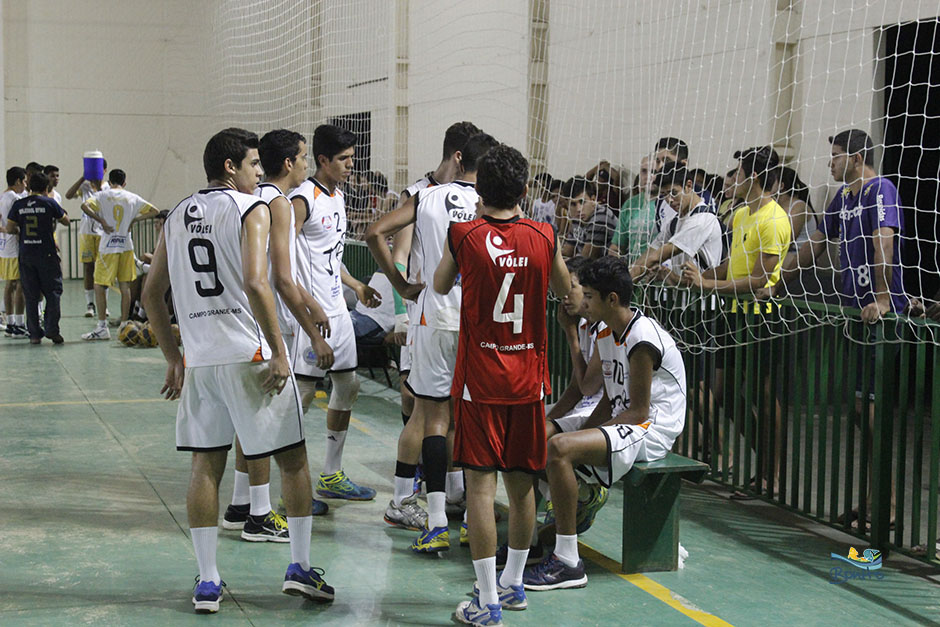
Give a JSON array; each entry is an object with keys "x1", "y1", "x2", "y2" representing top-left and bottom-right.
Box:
[{"x1": 776, "y1": 129, "x2": 907, "y2": 322}]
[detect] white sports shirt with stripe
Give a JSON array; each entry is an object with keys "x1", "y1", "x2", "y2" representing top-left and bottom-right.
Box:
[
  {"x1": 289, "y1": 178, "x2": 347, "y2": 317},
  {"x1": 165, "y1": 187, "x2": 271, "y2": 367},
  {"x1": 78, "y1": 180, "x2": 110, "y2": 236},
  {"x1": 87, "y1": 188, "x2": 156, "y2": 254},
  {"x1": 413, "y1": 180, "x2": 479, "y2": 330},
  {"x1": 596, "y1": 309, "x2": 687, "y2": 456},
  {"x1": 256, "y1": 182, "x2": 296, "y2": 335}
]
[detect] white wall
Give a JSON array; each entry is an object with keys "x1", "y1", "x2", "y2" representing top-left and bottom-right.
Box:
[{"x1": 3, "y1": 0, "x2": 218, "y2": 217}]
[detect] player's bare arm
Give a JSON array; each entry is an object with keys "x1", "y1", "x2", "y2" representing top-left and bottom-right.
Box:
[
  {"x1": 80, "y1": 201, "x2": 113, "y2": 233},
  {"x1": 433, "y1": 242, "x2": 458, "y2": 295},
  {"x1": 861, "y1": 226, "x2": 895, "y2": 323},
  {"x1": 241, "y1": 202, "x2": 290, "y2": 395},
  {"x1": 681, "y1": 251, "x2": 780, "y2": 296},
  {"x1": 605, "y1": 344, "x2": 656, "y2": 427},
  {"x1": 141, "y1": 232, "x2": 184, "y2": 401},
  {"x1": 549, "y1": 239, "x2": 572, "y2": 299},
  {"x1": 579, "y1": 348, "x2": 603, "y2": 398},
  {"x1": 365, "y1": 194, "x2": 424, "y2": 300},
  {"x1": 581, "y1": 388, "x2": 613, "y2": 429},
  {"x1": 341, "y1": 266, "x2": 381, "y2": 308},
  {"x1": 64, "y1": 176, "x2": 85, "y2": 200},
  {"x1": 269, "y1": 195, "x2": 334, "y2": 369},
  {"x1": 630, "y1": 242, "x2": 678, "y2": 280},
  {"x1": 129, "y1": 205, "x2": 159, "y2": 225}
]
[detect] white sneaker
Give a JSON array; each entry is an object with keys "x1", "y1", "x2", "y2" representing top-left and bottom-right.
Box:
[
  {"x1": 82, "y1": 326, "x2": 111, "y2": 341},
  {"x1": 84, "y1": 303, "x2": 95, "y2": 318},
  {"x1": 383, "y1": 495, "x2": 428, "y2": 531}
]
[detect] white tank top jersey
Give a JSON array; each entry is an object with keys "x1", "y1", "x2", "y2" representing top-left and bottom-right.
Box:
[
  {"x1": 88, "y1": 188, "x2": 155, "y2": 254},
  {"x1": 164, "y1": 187, "x2": 271, "y2": 368},
  {"x1": 256, "y1": 182, "x2": 297, "y2": 334},
  {"x1": 413, "y1": 180, "x2": 479, "y2": 330},
  {"x1": 290, "y1": 178, "x2": 347, "y2": 318},
  {"x1": 79, "y1": 180, "x2": 110, "y2": 236},
  {"x1": 596, "y1": 309, "x2": 687, "y2": 456},
  {"x1": 0, "y1": 190, "x2": 21, "y2": 258},
  {"x1": 403, "y1": 174, "x2": 438, "y2": 285}
]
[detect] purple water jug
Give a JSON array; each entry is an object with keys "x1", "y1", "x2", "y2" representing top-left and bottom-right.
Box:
[{"x1": 83, "y1": 151, "x2": 105, "y2": 181}]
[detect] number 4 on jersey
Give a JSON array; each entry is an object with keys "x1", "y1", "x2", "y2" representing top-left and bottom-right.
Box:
[{"x1": 493, "y1": 272, "x2": 524, "y2": 333}]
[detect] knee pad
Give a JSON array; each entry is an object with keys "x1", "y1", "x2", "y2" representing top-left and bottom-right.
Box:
[{"x1": 328, "y1": 371, "x2": 359, "y2": 411}]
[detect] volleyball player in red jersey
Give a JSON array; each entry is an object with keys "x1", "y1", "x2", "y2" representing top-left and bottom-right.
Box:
[{"x1": 434, "y1": 144, "x2": 570, "y2": 625}]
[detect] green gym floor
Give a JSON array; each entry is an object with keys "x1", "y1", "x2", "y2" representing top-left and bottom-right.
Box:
[{"x1": 2, "y1": 281, "x2": 939, "y2": 626}]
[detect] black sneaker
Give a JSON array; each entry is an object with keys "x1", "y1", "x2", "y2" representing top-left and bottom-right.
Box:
[
  {"x1": 241, "y1": 511, "x2": 290, "y2": 543},
  {"x1": 522, "y1": 554, "x2": 588, "y2": 590},
  {"x1": 222, "y1": 503, "x2": 249, "y2": 530},
  {"x1": 49, "y1": 334, "x2": 64, "y2": 345},
  {"x1": 496, "y1": 542, "x2": 545, "y2": 569}
]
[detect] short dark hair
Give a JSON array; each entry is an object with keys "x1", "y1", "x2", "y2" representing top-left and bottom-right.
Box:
[
  {"x1": 565, "y1": 255, "x2": 589, "y2": 275},
  {"x1": 6, "y1": 167, "x2": 26, "y2": 186},
  {"x1": 651, "y1": 161, "x2": 693, "y2": 190},
  {"x1": 476, "y1": 143, "x2": 528, "y2": 210},
  {"x1": 28, "y1": 172, "x2": 49, "y2": 193},
  {"x1": 548, "y1": 178, "x2": 562, "y2": 192},
  {"x1": 734, "y1": 146, "x2": 780, "y2": 191},
  {"x1": 655, "y1": 137, "x2": 689, "y2": 163},
  {"x1": 103, "y1": 159, "x2": 108, "y2": 170},
  {"x1": 533, "y1": 172, "x2": 553, "y2": 188},
  {"x1": 109, "y1": 169, "x2": 127, "y2": 186},
  {"x1": 312, "y1": 124, "x2": 357, "y2": 166},
  {"x1": 578, "y1": 256, "x2": 634, "y2": 306},
  {"x1": 26, "y1": 161, "x2": 43, "y2": 173},
  {"x1": 443, "y1": 121, "x2": 482, "y2": 159},
  {"x1": 42, "y1": 164, "x2": 59, "y2": 175},
  {"x1": 259, "y1": 129, "x2": 307, "y2": 177},
  {"x1": 829, "y1": 129, "x2": 874, "y2": 167},
  {"x1": 368, "y1": 171, "x2": 388, "y2": 195},
  {"x1": 203, "y1": 127, "x2": 259, "y2": 181},
  {"x1": 567, "y1": 176, "x2": 596, "y2": 200},
  {"x1": 156, "y1": 209, "x2": 170, "y2": 221},
  {"x1": 460, "y1": 133, "x2": 500, "y2": 174}
]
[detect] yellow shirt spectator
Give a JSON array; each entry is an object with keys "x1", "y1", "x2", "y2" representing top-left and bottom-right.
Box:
[{"x1": 728, "y1": 200, "x2": 791, "y2": 312}]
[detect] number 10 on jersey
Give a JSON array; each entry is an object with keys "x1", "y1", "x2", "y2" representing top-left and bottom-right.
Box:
[{"x1": 493, "y1": 273, "x2": 524, "y2": 333}]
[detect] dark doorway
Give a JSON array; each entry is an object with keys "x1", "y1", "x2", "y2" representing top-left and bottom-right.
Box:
[
  {"x1": 882, "y1": 18, "x2": 940, "y2": 302},
  {"x1": 329, "y1": 112, "x2": 372, "y2": 174}
]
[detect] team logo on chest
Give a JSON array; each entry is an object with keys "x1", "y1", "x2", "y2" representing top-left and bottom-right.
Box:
[
  {"x1": 184, "y1": 205, "x2": 212, "y2": 234},
  {"x1": 321, "y1": 215, "x2": 333, "y2": 230},
  {"x1": 485, "y1": 231, "x2": 528, "y2": 268}
]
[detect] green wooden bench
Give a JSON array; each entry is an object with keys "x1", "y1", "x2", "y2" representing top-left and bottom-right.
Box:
[{"x1": 620, "y1": 452, "x2": 709, "y2": 573}]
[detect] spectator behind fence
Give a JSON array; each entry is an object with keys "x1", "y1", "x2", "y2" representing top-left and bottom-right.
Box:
[
  {"x1": 772, "y1": 129, "x2": 906, "y2": 322},
  {"x1": 630, "y1": 162, "x2": 723, "y2": 284},
  {"x1": 561, "y1": 177, "x2": 617, "y2": 260},
  {"x1": 777, "y1": 166, "x2": 817, "y2": 253},
  {"x1": 349, "y1": 271, "x2": 397, "y2": 344},
  {"x1": 530, "y1": 172, "x2": 557, "y2": 225},
  {"x1": 586, "y1": 160, "x2": 627, "y2": 211},
  {"x1": 4, "y1": 172, "x2": 70, "y2": 344},
  {"x1": 609, "y1": 155, "x2": 657, "y2": 261}
]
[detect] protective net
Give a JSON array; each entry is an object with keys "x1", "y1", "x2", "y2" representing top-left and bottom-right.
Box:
[{"x1": 209, "y1": 1, "x2": 940, "y2": 348}]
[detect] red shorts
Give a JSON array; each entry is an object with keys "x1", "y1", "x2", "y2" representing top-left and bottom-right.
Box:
[{"x1": 453, "y1": 399, "x2": 547, "y2": 473}]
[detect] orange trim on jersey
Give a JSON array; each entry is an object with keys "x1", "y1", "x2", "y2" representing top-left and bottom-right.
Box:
[
  {"x1": 313, "y1": 187, "x2": 322, "y2": 200},
  {"x1": 419, "y1": 312, "x2": 427, "y2": 326},
  {"x1": 638, "y1": 421, "x2": 651, "y2": 430},
  {"x1": 597, "y1": 327, "x2": 612, "y2": 339},
  {"x1": 251, "y1": 346, "x2": 264, "y2": 362}
]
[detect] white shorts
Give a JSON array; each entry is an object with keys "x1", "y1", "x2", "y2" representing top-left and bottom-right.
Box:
[
  {"x1": 404, "y1": 325, "x2": 457, "y2": 400},
  {"x1": 291, "y1": 310, "x2": 357, "y2": 378},
  {"x1": 577, "y1": 422, "x2": 663, "y2": 488},
  {"x1": 548, "y1": 391, "x2": 603, "y2": 434},
  {"x1": 176, "y1": 361, "x2": 305, "y2": 458},
  {"x1": 398, "y1": 323, "x2": 416, "y2": 373}
]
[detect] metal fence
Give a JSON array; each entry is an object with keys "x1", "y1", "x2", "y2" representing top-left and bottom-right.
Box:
[
  {"x1": 58, "y1": 217, "x2": 159, "y2": 279},
  {"x1": 343, "y1": 240, "x2": 940, "y2": 563}
]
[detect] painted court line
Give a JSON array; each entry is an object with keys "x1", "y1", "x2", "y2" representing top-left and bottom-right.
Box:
[
  {"x1": 0, "y1": 398, "x2": 167, "y2": 409},
  {"x1": 579, "y1": 542, "x2": 734, "y2": 627}
]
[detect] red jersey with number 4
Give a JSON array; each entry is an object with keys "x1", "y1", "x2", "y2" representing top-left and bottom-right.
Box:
[{"x1": 449, "y1": 215, "x2": 556, "y2": 404}]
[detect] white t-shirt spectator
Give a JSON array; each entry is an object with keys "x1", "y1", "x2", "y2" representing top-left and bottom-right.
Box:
[
  {"x1": 354, "y1": 271, "x2": 396, "y2": 334},
  {"x1": 531, "y1": 198, "x2": 556, "y2": 225},
  {"x1": 649, "y1": 201, "x2": 723, "y2": 271}
]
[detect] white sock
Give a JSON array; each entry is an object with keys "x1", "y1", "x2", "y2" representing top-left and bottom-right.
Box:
[
  {"x1": 231, "y1": 471, "x2": 250, "y2": 506},
  {"x1": 190, "y1": 527, "x2": 221, "y2": 584},
  {"x1": 85, "y1": 289, "x2": 94, "y2": 305},
  {"x1": 393, "y1": 476, "x2": 413, "y2": 507},
  {"x1": 249, "y1": 483, "x2": 271, "y2": 516},
  {"x1": 142, "y1": 263, "x2": 151, "y2": 274},
  {"x1": 14, "y1": 314, "x2": 24, "y2": 325},
  {"x1": 472, "y1": 557, "x2": 498, "y2": 607},
  {"x1": 554, "y1": 533, "x2": 580, "y2": 568},
  {"x1": 500, "y1": 547, "x2": 529, "y2": 588},
  {"x1": 96, "y1": 319, "x2": 107, "y2": 329},
  {"x1": 463, "y1": 509, "x2": 468, "y2": 523},
  {"x1": 287, "y1": 516, "x2": 312, "y2": 570},
  {"x1": 323, "y1": 429, "x2": 347, "y2": 475},
  {"x1": 539, "y1": 479, "x2": 551, "y2": 502},
  {"x1": 445, "y1": 471, "x2": 465, "y2": 502},
  {"x1": 427, "y1": 491, "x2": 447, "y2": 529}
]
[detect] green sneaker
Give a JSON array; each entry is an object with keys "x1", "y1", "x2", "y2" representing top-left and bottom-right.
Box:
[{"x1": 316, "y1": 470, "x2": 376, "y2": 501}]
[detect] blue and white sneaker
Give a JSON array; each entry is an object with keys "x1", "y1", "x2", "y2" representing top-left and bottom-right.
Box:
[
  {"x1": 455, "y1": 596, "x2": 503, "y2": 626},
  {"x1": 282, "y1": 563, "x2": 334, "y2": 602},
  {"x1": 411, "y1": 524, "x2": 450, "y2": 553},
  {"x1": 316, "y1": 470, "x2": 376, "y2": 501},
  {"x1": 522, "y1": 554, "x2": 588, "y2": 591},
  {"x1": 192, "y1": 577, "x2": 224, "y2": 613},
  {"x1": 472, "y1": 578, "x2": 527, "y2": 610}
]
